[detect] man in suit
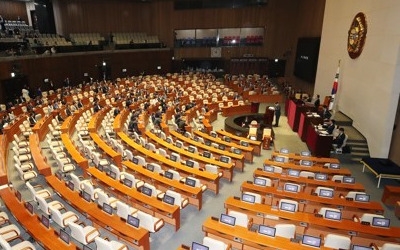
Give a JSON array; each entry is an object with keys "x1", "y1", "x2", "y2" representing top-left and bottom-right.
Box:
[
  {"x1": 333, "y1": 128, "x2": 346, "y2": 149},
  {"x1": 314, "y1": 94, "x2": 320, "y2": 108},
  {"x1": 324, "y1": 119, "x2": 336, "y2": 134},
  {"x1": 274, "y1": 102, "x2": 281, "y2": 127},
  {"x1": 28, "y1": 112, "x2": 37, "y2": 127},
  {"x1": 93, "y1": 101, "x2": 102, "y2": 113},
  {"x1": 320, "y1": 105, "x2": 332, "y2": 120}
]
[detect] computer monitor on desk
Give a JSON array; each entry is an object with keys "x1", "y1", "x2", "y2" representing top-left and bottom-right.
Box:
[
  {"x1": 288, "y1": 169, "x2": 300, "y2": 177},
  {"x1": 318, "y1": 188, "x2": 334, "y2": 198},
  {"x1": 284, "y1": 183, "x2": 299, "y2": 193},
  {"x1": 329, "y1": 163, "x2": 340, "y2": 169},
  {"x1": 280, "y1": 148, "x2": 289, "y2": 154},
  {"x1": 203, "y1": 151, "x2": 211, "y2": 158},
  {"x1": 220, "y1": 156, "x2": 229, "y2": 163},
  {"x1": 146, "y1": 164, "x2": 155, "y2": 172},
  {"x1": 254, "y1": 177, "x2": 267, "y2": 186},
  {"x1": 263, "y1": 165, "x2": 275, "y2": 172},
  {"x1": 258, "y1": 225, "x2": 276, "y2": 237},
  {"x1": 241, "y1": 193, "x2": 256, "y2": 203},
  {"x1": 185, "y1": 177, "x2": 196, "y2": 187},
  {"x1": 325, "y1": 210, "x2": 342, "y2": 221},
  {"x1": 352, "y1": 245, "x2": 373, "y2": 250},
  {"x1": 123, "y1": 178, "x2": 133, "y2": 188},
  {"x1": 240, "y1": 141, "x2": 249, "y2": 147},
  {"x1": 127, "y1": 214, "x2": 140, "y2": 228},
  {"x1": 300, "y1": 151, "x2": 311, "y2": 156},
  {"x1": 141, "y1": 186, "x2": 152, "y2": 197},
  {"x1": 301, "y1": 235, "x2": 321, "y2": 248},
  {"x1": 371, "y1": 217, "x2": 390, "y2": 228},
  {"x1": 315, "y1": 173, "x2": 327, "y2": 181},
  {"x1": 164, "y1": 171, "x2": 173, "y2": 180},
  {"x1": 163, "y1": 194, "x2": 175, "y2": 206},
  {"x1": 132, "y1": 157, "x2": 139, "y2": 165},
  {"x1": 355, "y1": 193, "x2": 370, "y2": 202},
  {"x1": 280, "y1": 201, "x2": 297, "y2": 212},
  {"x1": 218, "y1": 144, "x2": 226, "y2": 150},
  {"x1": 102, "y1": 203, "x2": 113, "y2": 215},
  {"x1": 41, "y1": 214, "x2": 50, "y2": 229},
  {"x1": 67, "y1": 181, "x2": 74, "y2": 191},
  {"x1": 186, "y1": 160, "x2": 194, "y2": 168},
  {"x1": 343, "y1": 176, "x2": 355, "y2": 184},
  {"x1": 170, "y1": 154, "x2": 178, "y2": 162},
  {"x1": 220, "y1": 214, "x2": 236, "y2": 226},
  {"x1": 82, "y1": 190, "x2": 91, "y2": 202},
  {"x1": 192, "y1": 242, "x2": 209, "y2": 250},
  {"x1": 109, "y1": 171, "x2": 117, "y2": 180},
  {"x1": 59, "y1": 229, "x2": 70, "y2": 245}
]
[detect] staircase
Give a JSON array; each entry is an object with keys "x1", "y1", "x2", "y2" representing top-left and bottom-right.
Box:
[{"x1": 334, "y1": 111, "x2": 370, "y2": 163}]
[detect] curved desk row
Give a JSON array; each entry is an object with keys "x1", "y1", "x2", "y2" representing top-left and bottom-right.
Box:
[
  {"x1": 46, "y1": 175, "x2": 151, "y2": 249},
  {"x1": 118, "y1": 131, "x2": 221, "y2": 194}
]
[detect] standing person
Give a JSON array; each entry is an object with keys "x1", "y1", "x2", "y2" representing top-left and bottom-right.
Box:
[
  {"x1": 314, "y1": 94, "x2": 321, "y2": 108},
  {"x1": 274, "y1": 102, "x2": 281, "y2": 127}
]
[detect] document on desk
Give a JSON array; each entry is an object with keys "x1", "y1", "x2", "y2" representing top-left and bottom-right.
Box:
[{"x1": 319, "y1": 131, "x2": 329, "y2": 135}]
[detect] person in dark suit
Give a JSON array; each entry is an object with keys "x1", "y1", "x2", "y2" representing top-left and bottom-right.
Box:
[
  {"x1": 325, "y1": 119, "x2": 336, "y2": 134},
  {"x1": 333, "y1": 128, "x2": 346, "y2": 149},
  {"x1": 65, "y1": 104, "x2": 73, "y2": 117},
  {"x1": 28, "y1": 112, "x2": 37, "y2": 127},
  {"x1": 314, "y1": 94, "x2": 320, "y2": 108},
  {"x1": 320, "y1": 105, "x2": 332, "y2": 120},
  {"x1": 274, "y1": 102, "x2": 281, "y2": 127},
  {"x1": 93, "y1": 101, "x2": 102, "y2": 113}
]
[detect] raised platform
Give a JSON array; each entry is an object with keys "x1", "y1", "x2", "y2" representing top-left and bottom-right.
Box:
[{"x1": 224, "y1": 113, "x2": 273, "y2": 141}]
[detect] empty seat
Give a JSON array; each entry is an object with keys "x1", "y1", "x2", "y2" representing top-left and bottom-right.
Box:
[
  {"x1": 81, "y1": 182, "x2": 102, "y2": 201},
  {"x1": 95, "y1": 237, "x2": 128, "y2": 250},
  {"x1": 136, "y1": 211, "x2": 164, "y2": 233},
  {"x1": 203, "y1": 236, "x2": 229, "y2": 250},
  {"x1": 228, "y1": 210, "x2": 252, "y2": 229},
  {"x1": 323, "y1": 234, "x2": 351, "y2": 250},
  {"x1": 116, "y1": 201, "x2": 138, "y2": 220},
  {"x1": 165, "y1": 190, "x2": 189, "y2": 209},
  {"x1": 97, "y1": 190, "x2": 119, "y2": 209},
  {"x1": 69, "y1": 221, "x2": 100, "y2": 245},
  {"x1": 0, "y1": 236, "x2": 36, "y2": 250},
  {"x1": 48, "y1": 206, "x2": 79, "y2": 228},
  {"x1": 275, "y1": 224, "x2": 296, "y2": 239}
]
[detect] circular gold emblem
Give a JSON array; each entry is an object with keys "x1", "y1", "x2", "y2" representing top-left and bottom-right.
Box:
[{"x1": 347, "y1": 12, "x2": 367, "y2": 59}]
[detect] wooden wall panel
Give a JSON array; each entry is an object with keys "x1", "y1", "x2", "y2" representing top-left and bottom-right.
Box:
[
  {"x1": 0, "y1": 49, "x2": 172, "y2": 103},
  {"x1": 0, "y1": 0, "x2": 28, "y2": 22}
]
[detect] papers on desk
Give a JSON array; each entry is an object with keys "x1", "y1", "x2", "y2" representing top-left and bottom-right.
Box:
[{"x1": 320, "y1": 131, "x2": 329, "y2": 135}]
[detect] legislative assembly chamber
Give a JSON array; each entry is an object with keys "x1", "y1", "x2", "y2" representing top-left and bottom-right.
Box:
[{"x1": 0, "y1": 0, "x2": 400, "y2": 250}]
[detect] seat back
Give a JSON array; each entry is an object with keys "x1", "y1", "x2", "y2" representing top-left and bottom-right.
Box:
[
  {"x1": 203, "y1": 236, "x2": 228, "y2": 250},
  {"x1": 82, "y1": 182, "x2": 97, "y2": 200},
  {"x1": 360, "y1": 213, "x2": 384, "y2": 224},
  {"x1": 243, "y1": 191, "x2": 262, "y2": 204},
  {"x1": 116, "y1": 201, "x2": 133, "y2": 220},
  {"x1": 158, "y1": 148, "x2": 167, "y2": 157},
  {"x1": 95, "y1": 237, "x2": 114, "y2": 250},
  {"x1": 254, "y1": 177, "x2": 272, "y2": 187},
  {"x1": 275, "y1": 224, "x2": 296, "y2": 239},
  {"x1": 166, "y1": 190, "x2": 182, "y2": 208},
  {"x1": 0, "y1": 236, "x2": 12, "y2": 250},
  {"x1": 109, "y1": 164, "x2": 120, "y2": 179},
  {"x1": 323, "y1": 234, "x2": 351, "y2": 250},
  {"x1": 135, "y1": 155, "x2": 146, "y2": 166},
  {"x1": 228, "y1": 210, "x2": 249, "y2": 228},
  {"x1": 318, "y1": 207, "x2": 341, "y2": 218},
  {"x1": 36, "y1": 195, "x2": 51, "y2": 215},
  {"x1": 137, "y1": 211, "x2": 156, "y2": 233},
  {"x1": 70, "y1": 173, "x2": 83, "y2": 192},
  {"x1": 143, "y1": 183, "x2": 158, "y2": 197},
  {"x1": 331, "y1": 175, "x2": 344, "y2": 182},
  {"x1": 168, "y1": 169, "x2": 181, "y2": 180},
  {"x1": 299, "y1": 171, "x2": 315, "y2": 179},
  {"x1": 170, "y1": 152, "x2": 181, "y2": 162},
  {"x1": 124, "y1": 150, "x2": 134, "y2": 161},
  {"x1": 97, "y1": 190, "x2": 109, "y2": 207},
  {"x1": 382, "y1": 243, "x2": 400, "y2": 250},
  {"x1": 205, "y1": 164, "x2": 219, "y2": 174},
  {"x1": 69, "y1": 221, "x2": 85, "y2": 244}
]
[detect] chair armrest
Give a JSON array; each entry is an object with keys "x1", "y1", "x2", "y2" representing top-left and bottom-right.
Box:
[
  {"x1": 116, "y1": 244, "x2": 128, "y2": 250},
  {"x1": 135, "y1": 180, "x2": 145, "y2": 189},
  {"x1": 153, "y1": 218, "x2": 165, "y2": 232},
  {"x1": 181, "y1": 197, "x2": 189, "y2": 208},
  {"x1": 62, "y1": 213, "x2": 79, "y2": 226},
  {"x1": 247, "y1": 218, "x2": 253, "y2": 229},
  {"x1": 225, "y1": 243, "x2": 232, "y2": 250},
  {"x1": 85, "y1": 228, "x2": 99, "y2": 243},
  {"x1": 352, "y1": 214, "x2": 360, "y2": 222},
  {"x1": 370, "y1": 243, "x2": 378, "y2": 250},
  {"x1": 0, "y1": 228, "x2": 20, "y2": 239}
]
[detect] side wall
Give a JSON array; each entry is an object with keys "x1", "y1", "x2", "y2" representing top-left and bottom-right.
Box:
[{"x1": 315, "y1": 0, "x2": 400, "y2": 158}]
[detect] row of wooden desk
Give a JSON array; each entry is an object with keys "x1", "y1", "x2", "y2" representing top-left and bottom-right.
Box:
[
  {"x1": 145, "y1": 130, "x2": 235, "y2": 181},
  {"x1": 86, "y1": 167, "x2": 181, "y2": 232},
  {"x1": 123, "y1": 160, "x2": 204, "y2": 210},
  {"x1": 240, "y1": 179, "x2": 383, "y2": 219},
  {"x1": 118, "y1": 131, "x2": 222, "y2": 194},
  {"x1": 0, "y1": 186, "x2": 78, "y2": 250},
  {"x1": 46, "y1": 175, "x2": 151, "y2": 250},
  {"x1": 224, "y1": 196, "x2": 399, "y2": 243}
]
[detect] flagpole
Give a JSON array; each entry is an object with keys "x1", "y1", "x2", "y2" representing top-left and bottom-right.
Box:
[{"x1": 329, "y1": 60, "x2": 341, "y2": 112}]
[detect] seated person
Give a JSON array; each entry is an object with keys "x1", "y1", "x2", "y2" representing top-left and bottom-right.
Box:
[
  {"x1": 323, "y1": 119, "x2": 336, "y2": 134},
  {"x1": 332, "y1": 128, "x2": 347, "y2": 151},
  {"x1": 319, "y1": 105, "x2": 332, "y2": 120}
]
